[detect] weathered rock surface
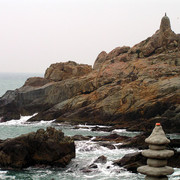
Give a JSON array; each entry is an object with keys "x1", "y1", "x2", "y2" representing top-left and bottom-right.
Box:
[
  {"x1": 0, "y1": 15, "x2": 180, "y2": 133},
  {"x1": 23, "y1": 77, "x2": 51, "y2": 87},
  {"x1": 45, "y1": 61, "x2": 92, "y2": 81},
  {"x1": 0, "y1": 127, "x2": 75, "y2": 169}
]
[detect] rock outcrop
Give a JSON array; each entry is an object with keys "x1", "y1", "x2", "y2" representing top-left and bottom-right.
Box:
[
  {"x1": 93, "y1": 46, "x2": 130, "y2": 70},
  {"x1": 130, "y1": 14, "x2": 179, "y2": 57},
  {"x1": 0, "y1": 127, "x2": 75, "y2": 169},
  {"x1": 45, "y1": 61, "x2": 92, "y2": 81},
  {"x1": 0, "y1": 15, "x2": 180, "y2": 133}
]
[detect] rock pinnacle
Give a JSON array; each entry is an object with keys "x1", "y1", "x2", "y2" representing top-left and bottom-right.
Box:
[{"x1": 160, "y1": 13, "x2": 171, "y2": 32}]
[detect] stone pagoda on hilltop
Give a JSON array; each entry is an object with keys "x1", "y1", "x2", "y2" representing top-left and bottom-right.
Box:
[
  {"x1": 130, "y1": 13, "x2": 179, "y2": 58},
  {"x1": 160, "y1": 13, "x2": 171, "y2": 32}
]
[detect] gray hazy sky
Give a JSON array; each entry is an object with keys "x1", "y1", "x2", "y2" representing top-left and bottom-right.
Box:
[{"x1": 0, "y1": 0, "x2": 180, "y2": 73}]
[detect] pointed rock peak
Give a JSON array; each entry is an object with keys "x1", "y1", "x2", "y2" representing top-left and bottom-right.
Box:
[{"x1": 160, "y1": 13, "x2": 171, "y2": 32}]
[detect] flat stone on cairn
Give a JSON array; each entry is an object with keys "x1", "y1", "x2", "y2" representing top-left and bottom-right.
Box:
[{"x1": 137, "y1": 123, "x2": 174, "y2": 180}]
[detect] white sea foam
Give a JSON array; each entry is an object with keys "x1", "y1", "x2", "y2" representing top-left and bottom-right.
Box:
[
  {"x1": 30, "y1": 120, "x2": 56, "y2": 126},
  {"x1": 75, "y1": 127, "x2": 92, "y2": 131},
  {"x1": 0, "y1": 114, "x2": 37, "y2": 126},
  {"x1": 112, "y1": 129, "x2": 127, "y2": 133},
  {"x1": 170, "y1": 168, "x2": 180, "y2": 179},
  {"x1": 0, "y1": 171, "x2": 15, "y2": 180},
  {"x1": 112, "y1": 128, "x2": 141, "y2": 137},
  {"x1": 77, "y1": 124, "x2": 111, "y2": 128},
  {"x1": 0, "y1": 113, "x2": 56, "y2": 127},
  {"x1": 75, "y1": 140, "x2": 138, "y2": 160}
]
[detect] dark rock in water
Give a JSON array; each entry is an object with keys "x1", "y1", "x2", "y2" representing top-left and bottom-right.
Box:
[
  {"x1": 117, "y1": 132, "x2": 180, "y2": 150},
  {"x1": 91, "y1": 126, "x2": 114, "y2": 132},
  {"x1": 98, "y1": 142, "x2": 116, "y2": 149},
  {"x1": 0, "y1": 127, "x2": 75, "y2": 169},
  {"x1": 0, "y1": 15, "x2": 180, "y2": 133},
  {"x1": 117, "y1": 133, "x2": 148, "y2": 150},
  {"x1": 113, "y1": 150, "x2": 180, "y2": 173},
  {"x1": 93, "y1": 133, "x2": 129, "y2": 143},
  {"x1": 94, "y1": 155, "x2": 107, "y2": 164},
  {"x1": 89, "y1": 163, "x2": 98, "y2": 169},
  {"x1": 80, "y1": 167, "x2": 93, "y2": 173},
  {"x1": 169, "y1": 139, "x2": 180, "y2": 148},
  {"x1": 113, "y1": 152, "x2": 146, "y2": 173},
  {"x1": 168, "y1": 150, "x2": 180, "y2": 168},
  {"x1": 71, "y1": 135, "x2": 92, "y2": 141}
]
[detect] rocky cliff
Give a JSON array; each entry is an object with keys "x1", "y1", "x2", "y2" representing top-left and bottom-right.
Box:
[{"x1": 0, "y1": 15, "x2": 180, "y2": 133}]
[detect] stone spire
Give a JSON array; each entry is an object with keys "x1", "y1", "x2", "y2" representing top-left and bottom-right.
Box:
[{"x1": 160, "y1": 13, "x2": 171, "y2": 32}]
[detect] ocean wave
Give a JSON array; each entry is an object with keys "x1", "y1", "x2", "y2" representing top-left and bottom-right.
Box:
[
  {"x1": 0, "y1": 114, "x2": 37, "y2": 126},
  {"x1": 0, "y1": 114, "x2": 56, "y2": 126}
]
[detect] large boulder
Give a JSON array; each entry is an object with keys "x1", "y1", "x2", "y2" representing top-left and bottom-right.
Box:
[
  {"x1": 23, "y1": 77, "x2": 51, "y2": 87},
  {"x1": 44, "y1": 61, "x2": 92, "y2": 81},
  {"x1": 0, "y1": 127, "x2": 75, "y2": 169}
]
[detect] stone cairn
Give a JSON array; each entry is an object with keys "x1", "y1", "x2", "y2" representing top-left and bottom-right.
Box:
[{"x1": 137, "y1": 123, "x2": 174, "y2": 180}]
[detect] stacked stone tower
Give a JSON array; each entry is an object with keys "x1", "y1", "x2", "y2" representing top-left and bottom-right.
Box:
[{"x1": 137, "y1": 123, "x2": 174, "y2": 180}]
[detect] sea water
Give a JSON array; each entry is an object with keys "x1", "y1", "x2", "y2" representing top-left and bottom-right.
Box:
[
  {"x1": 0, "y1": 73, "x2": 179, "y2": 180},
  {"x1": 0, "y1": 72, "x2": 43, "y2": 97}
]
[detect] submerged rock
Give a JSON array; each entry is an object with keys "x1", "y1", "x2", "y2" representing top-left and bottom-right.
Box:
[
  {"x1": 0, "y1": 127, "x2": 75, "y2": 169},
  {"x1": 94, "y1": 155, "x2": 107, "y2": 164}
]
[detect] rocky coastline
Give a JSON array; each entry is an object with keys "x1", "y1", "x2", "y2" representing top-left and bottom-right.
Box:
[
  {"x1": 0, "y1": 15, "x2": 180, "y2": 172},
  {"x1": 0, "y1": 15, "x2": 180, "y2": 134}
]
